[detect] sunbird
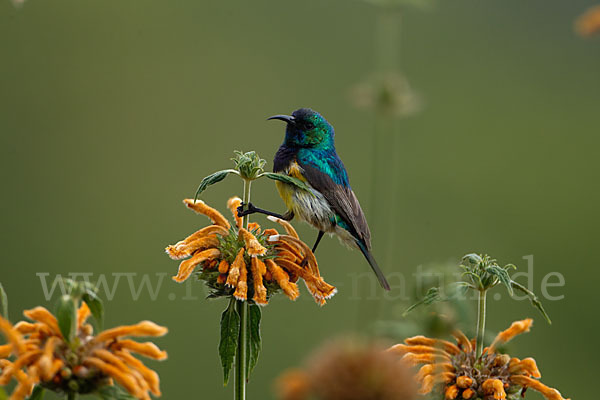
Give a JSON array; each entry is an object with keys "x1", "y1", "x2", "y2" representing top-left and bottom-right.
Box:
[{"x1": 238, "y1": 108, "x2": 390, "y2": 290}]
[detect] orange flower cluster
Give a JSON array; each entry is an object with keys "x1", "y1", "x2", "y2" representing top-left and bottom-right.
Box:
[
  {"x1": 166, "y1": 197, "x2": 336, "y2": 305},
  {"x1": 388, "y1": 319, "x2": 570, "y2": 400},
  {"x1": 0, "y1": 302, "x2": 167, "y2": 400},
  {"x1": 576, "y1": 5, "x2": 600, "y2": 37}
]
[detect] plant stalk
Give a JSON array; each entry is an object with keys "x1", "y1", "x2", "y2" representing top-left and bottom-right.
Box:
[
  {"x1": 67, "y1": 393, "x2": 77, "y2": 400},
  {"x1": 242, "y1": 179, "x2": 251, "y2": 231},
  {"x1": 475, "y1": 289, "x2": 487, "y2": 358},
  {"x1": 235, "y1": 300, "x2": 247, "y2": 400},
  {"x1": 234, "y1": 179, "x2": 252, "y2": 400}
]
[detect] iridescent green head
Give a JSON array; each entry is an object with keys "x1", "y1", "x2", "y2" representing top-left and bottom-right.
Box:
[{"x1": 268, "y1": 108, "x2": 334, "y2": 149}]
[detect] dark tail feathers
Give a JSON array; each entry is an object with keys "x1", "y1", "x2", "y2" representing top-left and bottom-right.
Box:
[{"x1": 356, "y1": 240, "x2": 390, "y2": 291}]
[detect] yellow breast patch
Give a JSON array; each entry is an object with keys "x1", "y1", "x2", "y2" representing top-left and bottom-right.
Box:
[
  {"x1": 287, "y1": 161, "x2": 306, "y2": 182},
  {"x1": 275, "y1": 161, "x2": 307, "y2": 210},
  {"x1": 275, "y1": 181, "x2": 293, "y2": 208}
]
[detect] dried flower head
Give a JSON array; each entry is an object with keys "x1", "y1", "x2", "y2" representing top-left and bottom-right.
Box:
[
  {"x1": 166, "y1": 197, "x2": 336, "y2": 305},
  {"x1": 575, "y1": 5, "x2": 600, "y2": 37},
  {"x1": 10, "y1": 0, "x2": 26, "y2": 8},
  {"x1": 277, "y1": 339, "x2": 417, "y2": 400},
  {"x1": 388, "y1": 319, "x2": 570, "y2": 400},
  {"x1": 0, "y1": 302, "x2": 167, "y2": 400},
  {"x1": 350, "y1": 72, "x2": 421, "y2": 118}
]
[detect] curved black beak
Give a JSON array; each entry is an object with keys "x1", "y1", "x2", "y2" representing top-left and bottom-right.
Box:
[{"x1": 267, "y1": 114, "x2": 295, "y2": 124}]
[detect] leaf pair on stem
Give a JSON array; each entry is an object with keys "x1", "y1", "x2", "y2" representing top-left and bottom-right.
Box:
[{"x1": 219, "y1": 299, "x2": 262, "y2": 386}]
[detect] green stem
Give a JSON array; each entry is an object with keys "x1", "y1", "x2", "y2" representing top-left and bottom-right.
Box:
[
  {"x1": 235, "y1": 300, "x2": 248, "y2": 400},
  {"x1": 475, "y1": 290, "x2": 487, "y2": 358},
  {"x1": 67, "y1": 393, "x2": 77, "y2": 400},
  {"x1": 242, "y1": 179, "x2": 251, "y2": 231},
  {"x1": 234, "y1": 179, "x2": 252, "y2": 400}
]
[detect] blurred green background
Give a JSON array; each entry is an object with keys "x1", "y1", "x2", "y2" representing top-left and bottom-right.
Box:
[{"x1": 1, "y1": 0, "x2": 598, "y2": 398}]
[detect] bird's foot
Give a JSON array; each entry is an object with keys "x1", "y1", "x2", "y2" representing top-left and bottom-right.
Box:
[
  {"x1": 236, "y1": 202, "x2": 257, "y2": 218},
  {"x1": 299, "y1": 257, "x2": 309, "y2": 268}
]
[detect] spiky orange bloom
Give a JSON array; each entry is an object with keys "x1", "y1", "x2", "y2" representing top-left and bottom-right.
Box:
[
  {"x1": 166, "y1": 197, "x2": 336, "y2": 305},
  {"x1": 0, "y1": 302, "x2": 167, "y2": 400},
  {"x1": 388, "y1": 319, "x2": 570, "y2": 400},
  {"x1": 576, "y1": 5, "x2": 600, "y2": 37}
]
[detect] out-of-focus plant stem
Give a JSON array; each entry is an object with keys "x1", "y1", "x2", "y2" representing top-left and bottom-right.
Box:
[
  {"x1": 359, "y1": 10, "x2": 403, "y2": 330},
  {"x1": 67, "y1": 393, "x2": 77, "y2": 400},
  {"x1": 369, "y1": 10, "x2": 401, "y2": 227},
  {"x1": 475, "y1": 289, "x2": 487, "y2": 359},
  {"x1": 378, "y1": 12, "x2": 403, "y2": 280},
  {"x1": 234, "y1": 179, "x2": 251, "y2": 400}
]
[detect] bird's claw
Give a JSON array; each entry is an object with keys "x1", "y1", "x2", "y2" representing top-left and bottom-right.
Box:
[
  {"x1": 236, "y1": 202, "x2": 246, "y2": 218},
  {"x1": 299, "y1": 257, "x2": 309, "y2": 268},
  {"x1": 236, "y1": 202, "x2": 256, "y2": 218}
]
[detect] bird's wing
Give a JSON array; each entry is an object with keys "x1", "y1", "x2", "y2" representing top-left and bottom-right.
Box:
[{"x1": 298, "y1": 158, "x2": 372, "y2": 250}]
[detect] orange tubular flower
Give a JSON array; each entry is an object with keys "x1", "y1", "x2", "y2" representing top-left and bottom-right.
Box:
[
  {"x1": 388, "y1": 319, "x2": 571, "y2": 400},
  {"x1": 166, "y1": 197, "x2": 336, "y2": 305},
  {"x1": 0, "y1": 302, "x2": 167, "y2": 400}
]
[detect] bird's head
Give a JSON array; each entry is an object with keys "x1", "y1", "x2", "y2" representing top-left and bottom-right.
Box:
[{"x1": 268, "y1": 108, "x2": 334, "y2": 149}]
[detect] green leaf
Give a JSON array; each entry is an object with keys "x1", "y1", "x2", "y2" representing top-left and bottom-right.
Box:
[
  {"x1": 511, "y1": 280, "x2": 552, "y2": 324},
  {"x1": 193, "y1": 169, "x2": 238, "y2": 202},
  {"x1": 26, "y1": 386, "x2": 45, "y2": 400},
  {"x1": 219, "y1": 299, "x2": 240, "y2": 385},
  {"x1": 261, "y1": 172, "x2": 313, "y2": 193},
  {"x1": 402, "y1": 287, "x2": 441, "y2": 316},
  {"x1": 83, "y1": 291, "x2": 104, "y2": 330},
  {"x1": 0, "y1": 282, "x2": 8, "y2": 319},
  {"x1": 97, "y1": 385, "x2": 138, "y2": 399},
  {"x1": 55, "y1": 295, "x2": 77, "y2": 343},
  {"x1": 485, "y1": 265, "x2": 514, "y2": 296},
  {"x1": 246, "y1": 304, "x2": 262, "y2": 380},
  {"x1": 80, "y1": 280, "x2": 100, "y2": 293},
  {"x1": 448, "y1": 281, "x2": 473, "y2": 297},
  {"x1": 0, "y1": 387, "x2": 8, "y2": 400}
]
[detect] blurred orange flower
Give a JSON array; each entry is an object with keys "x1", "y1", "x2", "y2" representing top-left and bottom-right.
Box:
[
  {"x1": 576, "y1": 5, "x2": 600, "y2": 37},
  {"x1": 277, "y1": 339, "x2": 417, "y2": 400}
]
